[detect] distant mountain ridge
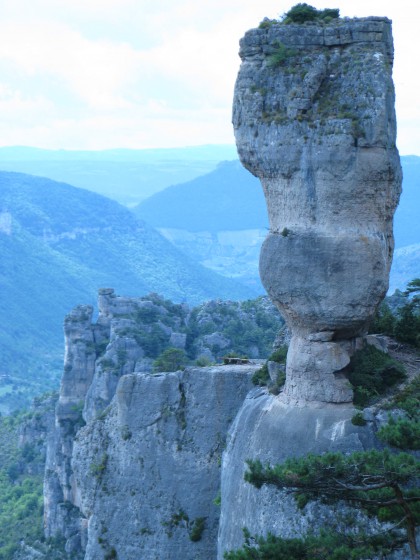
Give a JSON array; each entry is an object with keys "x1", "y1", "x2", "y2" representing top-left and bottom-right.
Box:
[
  {"x1": 0, "y1": 170, "x2": 256, "y2": 412},
  {"x1": 133, "y1": 157, "x2": 420, "y2": 292},
  {"x1": 133, "y1": 160, "x2": 268, "y2": 232},
  {"x1": 0, "y1": 145, "x2": 238, "y2": 206}
]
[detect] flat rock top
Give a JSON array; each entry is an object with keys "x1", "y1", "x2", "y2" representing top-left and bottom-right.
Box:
[{"x1": 240, "y1": 17, "x2": 393, "y2": 54}]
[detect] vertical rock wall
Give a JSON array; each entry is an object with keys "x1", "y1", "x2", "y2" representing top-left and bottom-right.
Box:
[
  {"x1": 233, "y1": 17, "x2": 402, "y2": 402},
  {"x1": 44, "y1": 290, "x2": 257, "y2": 558}
]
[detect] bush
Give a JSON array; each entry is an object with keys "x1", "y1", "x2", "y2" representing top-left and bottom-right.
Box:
[
  {"x1": 369, "y1": 302, "x2": 395, "y2": 335},
  {"x1": 282, "y1": 4, "x2": 340, "y2": 24},
  {"x1": 394, "y1": 278, "x2": 420, "y2": 347},
  {"x1": 252, "y1": 346, "x2": 287, "y2": 393},
  {"x1": 153, "y1": 347, "x2": 187, "y2": 373},
  {"x1": 395, "y1": 304, "x2": 420, "y2": 347},
  {"x1": 347, "y1": 345, "x2": 406, "y2": 406},
  {"x1": 239, "y1": 449, "x2": 419, "y2": 559},
  {"x1": 224, "y1": 529, "x2": 398, "y2": 560},
  {"x1": 351, "y1": 412, "x2": 367, "y2": 426},
  {"x1": 284, "y1": 3, "x2": 318, "y2": 23},
  {"x1": 189, "y1": 517, "x2": 206, "y2": 542},
  {"x1": 378, "y1": 417, "x2": 420, "y2": 450}
]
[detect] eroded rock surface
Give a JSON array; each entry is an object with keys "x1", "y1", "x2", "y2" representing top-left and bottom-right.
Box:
[
  {"x1": 233, "y1": 17, "x2": 402, "y2": 402},
  {"x1": 44, "y1": 289, "x2": 258, "y2": 558},
  {"x1": 217, "y1": 389, "x2": 411, "y2": 559},
  {"x1": 72, "y1": 365, "x2": 255, "y2": 560}
]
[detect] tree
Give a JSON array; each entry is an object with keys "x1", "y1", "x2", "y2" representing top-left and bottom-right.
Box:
[
  {"x1": 153, "y1": 347, "x2": 187, "y2": 372},
  {"x1": 405, "y1": 278, "x2": 420, "y2": 302},
  {"x1": 224, "y1": 528, "x2": 401, "y2": 560},
  {"x1": 394, "y1": 280, "x2": 420, "y2": 347},
  {"x1": 282, "y1": 4, "x2": 339, "y2": 24},
  {"x1": 369, "y1": 302, "x2": 396, "y2": 335},
  {"x1": 242, "y1": 450, "x2": 420, "y2": 559}
]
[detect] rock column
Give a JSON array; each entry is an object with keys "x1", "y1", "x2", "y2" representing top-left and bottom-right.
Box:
[{"x1": 233, "y1": 17, "x2": 402, "y2": 402}]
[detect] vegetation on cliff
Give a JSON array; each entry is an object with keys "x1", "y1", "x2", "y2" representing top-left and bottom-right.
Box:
[
  {"x1": 227, "y1": 372, "x2": 420, "y2": 559},
  {"x1": 371, "y1": 279, "x2": 420, "y2": 348},
  {"x1": 0, "y1": 405, "x2": 46, "y2": 559},
  {"x1": 259, "y1": 3, "x2": 340, "y2": 28}
]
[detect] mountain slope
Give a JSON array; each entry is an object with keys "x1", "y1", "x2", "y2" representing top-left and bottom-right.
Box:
[
  {"x1": 133, "y1": 160, "x2": 268, "y2": 232},
  {"x1": 0, "y1": 145, "x2": 238, "y2": 206},
  {"x1": 0, "y1": 171, "x2": 256, "y2": 412},
  {"x1": 133, "y1": 157, "x2": 420, "y2": 292}
]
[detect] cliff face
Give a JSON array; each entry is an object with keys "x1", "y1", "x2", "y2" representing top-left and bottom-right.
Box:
[
  {"x1": 44, "y1": 290, "x2": 257, "y2": 558},
  {"x1": 44, "y1": 15, "x2": 405, "y2": 560},
  {"x1": 233, "y1": 17, "x2": 402, "y2": 403},
  {"x1": 216, "y1": 15, "x2": 407, "y2": 558}
]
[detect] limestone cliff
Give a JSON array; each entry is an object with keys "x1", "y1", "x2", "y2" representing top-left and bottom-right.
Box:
[
  {"x1": 43, "y1": 14, "x2": 408, "y2": 560},
  {"x1": 44, "y1": 290, "x2": 258, "y2": 558},
  {"x1": 216, "y1": 14, "x2": 408, "y2": 558},
  {"x1": 233, "y1": 16, "x2": 402, "y2": 403}
]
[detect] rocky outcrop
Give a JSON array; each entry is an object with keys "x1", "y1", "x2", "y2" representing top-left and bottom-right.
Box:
[
  {"x1": 72, "y1": 365, "x2": 255, "y2": 559},
  {"x1": 233, "y1": 16, "x2": 402, "y2": 402},
  {"x1": 44, "y1": 290, "x2": 260, "y2": 557},
  {"x1": 214, "y1": 15, "x2": 409, "y2": 558},
  {"x1": 217, "y1": 389, "x2": 412, "y2": 559}
]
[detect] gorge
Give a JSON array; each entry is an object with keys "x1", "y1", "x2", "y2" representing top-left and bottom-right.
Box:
[{"x1": 40, "y1": 12, "x2": 414, "y2": 560}]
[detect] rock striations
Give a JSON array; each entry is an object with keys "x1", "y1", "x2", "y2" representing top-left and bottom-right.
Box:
[{"x1": 233, "y1": 16, "x2": 402, "y2": 403}]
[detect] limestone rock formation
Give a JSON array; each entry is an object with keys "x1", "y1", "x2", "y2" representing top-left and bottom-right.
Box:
[
  {"x1": 217, "y1": 391, "x2": 412, "y2": 559},
  {"x1": 44, "y1": 290, "x2": 258, "y2": 558},
  {"x1": 233, "y1": 16, "x2": 402, "y2": 402},
  {"x1": 72, "y1": 365, "x2": 255, "y2": 559}
]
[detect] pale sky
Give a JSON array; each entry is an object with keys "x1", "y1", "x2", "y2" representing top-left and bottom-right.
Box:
[{"x1": 0, "y1": 0, "x2": 418, "y2": 154}]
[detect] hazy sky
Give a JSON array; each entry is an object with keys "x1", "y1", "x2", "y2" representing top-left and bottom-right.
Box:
[{"x1": 0, "y1": 0, "x2": 418, "y2": 153}]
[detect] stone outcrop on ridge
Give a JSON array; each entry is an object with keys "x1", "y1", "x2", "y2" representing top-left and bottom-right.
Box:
[
  {"x1": 43, "y1": 290, "x2": 258, "y2": 557},
  {"x1": 233, "y1": 16, "x2": 402, "y2": 403}
]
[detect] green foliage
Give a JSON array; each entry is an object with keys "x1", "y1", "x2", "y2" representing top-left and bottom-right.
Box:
[
  {"x1": 258, "y1": 18, "x2": 278, "y2": 29},
  {"x1": 347, "y1": 345, "x2": 406, "y2": 406},
  {"x1": 369, "y1": 302, "x2": 396, "y2": 335},
  {"x1": 189, "y1": 517, "x2": 206, "y2": 542},
  {"x1": 224, "y1": 528, "x2": 398, "y2": 560},
  {"x1": 395, "y1": 303, "x2": 420, "y2": 347},
  {"x1": 0, "y1": 410, "x2": 46, "y2": 559},
  {"x1": 351, "y1": 412, "x2": 367, "y2": 426},
  {"x1": 282, "y1": 4, "x2": 340, "y2": 24},
  {"x1": 243, "y1": 449, "x2": 420, "y2": 558},
  {"x1": 270, "y1": 346, "x2": 288, "y2": 363},
  {"x1": 153, "y1": 347, "x2": 188, "y2": 373},
  {"x1": 405, "y1": 278, "x2": 420, "y2": 299},
  {"x1": 195, "y1": 356, "x2": 213, "y2": 367},
  {"x1": 284, "y1": 3, "x2": 318, "y2": 23},
  {"x1": 267, "y1": 42, "x2": 289, "y2": 67},
  {"x1": 252, "y1": 346, "x2": 287, "y2": 391},
  {"x1": 104, "y1": 548, "x2": 118, "y2": 560},
  {"x1": 376, "y1": 278, "x2": 420, "y2": 347},
  {"x1": 378, "y1": 417, "x2": 420, "y2": 450},
  {"x1": 369, "y1": 280, "x2": 420, "y2": 347},
  {"x1": 251, "y1": 364, "x2": 270, "y2": 386},
  {"x1": 185, "y1": 297, "x2": 284, "y2": 361},
  {"x1": 386, "y1": 375, "x2": 420, "y2": 418},
  {"x1": 135, "y1": 323, "x2": 171, "y2": 359},
  {"x1": 90, "y1": 453, "x2": 108, "y2": 479},
  {"x1": 378, "y1": 379, "x2": 420, "y2": 450}
]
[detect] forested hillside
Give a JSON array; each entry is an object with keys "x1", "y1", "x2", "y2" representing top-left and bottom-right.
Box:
[{"x1": 0, "y1": 172, "x2": 257, "y2": 412}]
